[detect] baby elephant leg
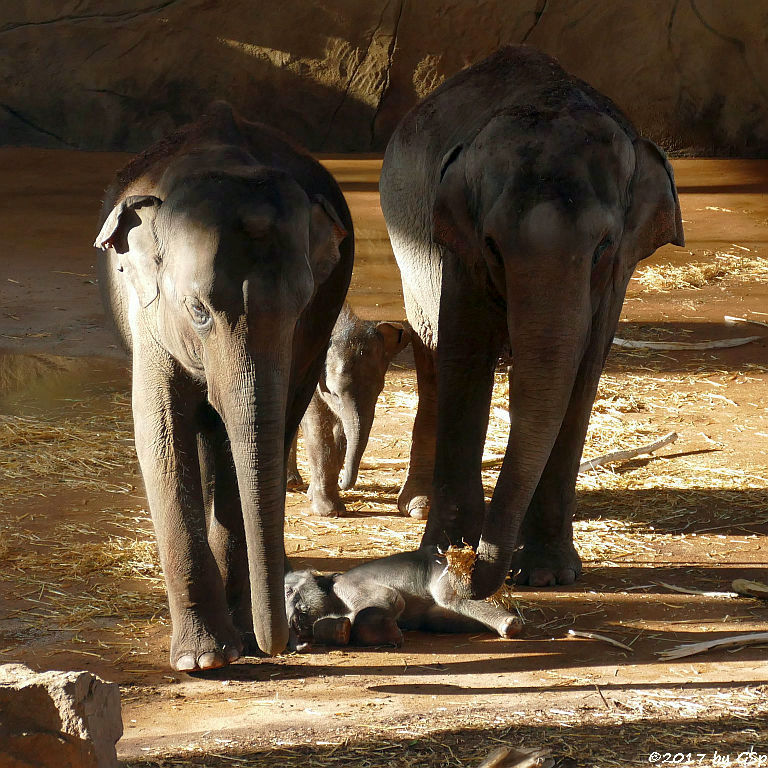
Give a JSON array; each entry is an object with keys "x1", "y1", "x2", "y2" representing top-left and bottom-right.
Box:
[
  {"x1": 286, "y1": 433, "x2": 304, "y2": 489},
  {"x1": 431, "y1": 579, "x2": 522, "y2": 638},
  {"x1": 351, "y1": 606, "x2": 404, "y2": 647},
  {"x1": 302, "y1": 395, "x2": 346, "y2": 517},
  {"x1": 312, "y1": 616, "x2": 351, "y2": 646},
  {"x1": 336, "y1": 580, "x2": 406, "y2": 646}
]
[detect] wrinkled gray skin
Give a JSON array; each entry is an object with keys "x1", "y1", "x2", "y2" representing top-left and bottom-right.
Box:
[
  {"x1": 94, "y1": 102, "x2": 353, "y2": 671},
  {"x1": 284, "y1": 547, "x2": 522, "y2": 650},
  {"x1": 379, "y1": 46, "x2": 684, "y2": 597},
  {"x1": 287, "y1": 303, "x2": 410, "y2": 516}
]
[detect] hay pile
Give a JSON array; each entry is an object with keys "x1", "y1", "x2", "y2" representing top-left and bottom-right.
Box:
[{"x1": 634, "y1": 250, "x2": 768, "y2": 292}]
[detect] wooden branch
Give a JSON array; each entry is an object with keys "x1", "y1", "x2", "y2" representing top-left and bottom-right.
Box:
[
  {"x1": 732, "y1": 579, "x2": 768, "y2": 599},
  {"x1": 724, "y1": 315, "x2": 768, "y2": 330},
  {"x1": 568, "y1": 629, "x2": 634, "y2": 652},
  {"x1": 477, "y1": 747, "x2": 553, "y2": 768},
  {"x1": 658, "y1": 581, "x2": 738, "y2": 598},
  {"x1": 612, "y1": 336, "x2": 760, "y2": 350},
  {"x1": 578, "y1": 432, "x2": 678, "y2": 473},
  {"x1": 658, "y1": 631, "x2": 768, "y2": 660}
]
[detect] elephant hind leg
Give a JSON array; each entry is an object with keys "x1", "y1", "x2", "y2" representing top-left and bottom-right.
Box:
[
  {"x1": 397, "y1": 332, "x2": 437, "y2": 519},
  {"x1": 286, "y1": 432, "x2": 304, "y2": 489},
  {"x1": 351, "y1": 607, "x2": 404, "y2": 647}
]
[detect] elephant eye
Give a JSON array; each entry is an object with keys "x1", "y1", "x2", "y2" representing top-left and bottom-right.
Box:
[
  {"x1": 592, "y1": 236, "x2": 613, "y2": 267},
  {"x1": 186, "y1": 298, "x2": 212, "y2": 329}
]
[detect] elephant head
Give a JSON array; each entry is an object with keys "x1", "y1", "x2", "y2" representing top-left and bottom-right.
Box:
[
  {"x1": 320, "y1": 307, "x2": 410, "y2": 490},
  {"x1": 94, "y1": 160, "x2": 347, "y2": 655},
  {"x1": 284, "y1": 570, "x2": 340, "y2": 650},
  {"x1": 432, "y1": 111, "x2": 684, "y2": 597}
]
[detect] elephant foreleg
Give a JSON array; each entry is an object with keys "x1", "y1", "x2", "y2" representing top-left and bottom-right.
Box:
[
  {"x1": 132, "y1": 359, "x2": 241, "y2": 672},
  {"x1": 198, "y1": 404, "x2": 254, "y2": 649},
  {"x1": 302, "y1": 394, "x2": 347, "y2": 517},
  {"x1": 421, "y1": 263, "x2": 504, "y2": 549}
]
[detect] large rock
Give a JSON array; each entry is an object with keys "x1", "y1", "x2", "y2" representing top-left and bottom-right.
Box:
[
  {"x1": 0, "y1": 0, "x2": 766, "y2": 155},
  {"x1": 0, "y1": 664, "x2": 122, "y2": 768}
]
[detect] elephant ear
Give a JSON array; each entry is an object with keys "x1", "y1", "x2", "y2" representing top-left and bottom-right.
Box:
[
  {"x1": 308, "y1": 195, "x2": 347, "y2": 286},
  {"x1": 94, "y1": 195, "x2": 163, "y2": 307},
  {"x1": 376, "y1": 321, "x2": 411, "y2": 359},
  {"x1": 432, "y1": 144, "x2": 476, "y2": 257},
  {"x1": 625, "y1": 138, "x2": 685, "y2": 261}
]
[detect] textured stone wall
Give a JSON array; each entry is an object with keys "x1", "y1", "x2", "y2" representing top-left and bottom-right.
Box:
[{"x1": 1, "y1": 0, "x2": 766, "y2": 155}]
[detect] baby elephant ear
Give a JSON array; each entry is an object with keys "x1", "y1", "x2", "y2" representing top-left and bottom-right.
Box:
[
  {"x1": 376, "y1": 321, "x2": 411, "y2": 359},
  {"x1": 94, "y1": 195, "x2": 163, "y2": 308},
  {"x1": 308, "y1": 195, "x2": 348, "y2": 285}
]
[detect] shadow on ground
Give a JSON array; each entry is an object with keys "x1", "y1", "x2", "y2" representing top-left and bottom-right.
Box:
[{"x1": 122, "y1": 714, "x2": 768, "y2": 767}]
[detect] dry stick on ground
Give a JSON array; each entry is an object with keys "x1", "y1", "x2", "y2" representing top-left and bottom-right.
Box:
[
  {"x1": 658, "y1": 581, "x2": 738, "y2": 598},
  {"x1": 477, "y1": 747, "x2": 554, "y2": 768},
  {"x1": 732, "y1": 579, "x2": 768, "y2": 599},
  {"x1": 577, "y1": 431, "x2": 678, "y2": 473},
  {"x1": 491, "y1": 410, "x2": 678, "y2": 474},
  {"x1": 724, "y1": 315, "x2": 768, "y2": 330},
  {"x1": 612, "y1": 336, "x2": 761, "y2": 350},
  {"x1": 658, "y1": 631, "x2": 768, "y2": 660},
  {"x1": 567, "y1": 629, "x2": 634, "y2": 652}
]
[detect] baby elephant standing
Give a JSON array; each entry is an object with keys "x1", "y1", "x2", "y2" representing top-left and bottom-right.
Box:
[
  {"x1": 288, "y1": 303, "x2": 410, "y2": 516},
  {"x1": 284, "y1": 547, "x2": 523, "y2": 650}
]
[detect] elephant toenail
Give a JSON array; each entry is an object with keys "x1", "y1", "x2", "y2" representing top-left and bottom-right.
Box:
[
  {"x1": 224, "y1": 646, "x2": 241, "y2": 662},
  {"x1": 175, "y1": 654, "x2": 197, "y2": 672},
  {"x1": 409, "y1": 506, "x2": 428, "y2": 520},
  {"x1": 530, "y1": 571, "x2": 556, "y2": 587},
  {"x1": 198, "y1": 652, "x2": 226, "y2": 670},
  {"x1": 502, "y1": 618, "x2": 524, "y2": 638}
]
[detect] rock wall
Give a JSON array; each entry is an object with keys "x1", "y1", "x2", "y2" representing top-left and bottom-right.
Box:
[{"x1": 1, "y1": 0, "x2": 766, "y2": 155}]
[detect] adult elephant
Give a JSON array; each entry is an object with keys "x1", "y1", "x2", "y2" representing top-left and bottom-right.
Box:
[
  {"x1": 379, "y1": 46, "x2": 683, "y2": 597},
  {"x1": 94, "y1": 102, "x2": 353, "y2": 670}
]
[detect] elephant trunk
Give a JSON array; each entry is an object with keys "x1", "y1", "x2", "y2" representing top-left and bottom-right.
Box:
[
  {"x1": 338, "y1": 393, "x2": 372, "y2": 491},
  {"x1": 213, "y1": 356, "x2": 290, "y2": 656},
  {"x1": 460, "y1": 282, "x2": 591, "y2": 599}
]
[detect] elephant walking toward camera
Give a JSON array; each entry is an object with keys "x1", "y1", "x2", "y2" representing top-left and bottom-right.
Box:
[
  {"x1": 287, "y1": 303, "x2": 410, "y2": 516},
  {"x1": 94, "y1": 102, "x2": 353, "y2": 671},
  {"x1": 379, "y1": 46, "x2": 683, "y2": 597}
]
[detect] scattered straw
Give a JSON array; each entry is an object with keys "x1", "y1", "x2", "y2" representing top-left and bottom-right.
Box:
[{"x1": 634, "y1": 250, "x2": 768, "y2": 292}]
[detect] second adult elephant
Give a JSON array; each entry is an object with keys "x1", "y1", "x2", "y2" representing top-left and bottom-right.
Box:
[{"x1": 379, "y1": 47, "x2": 683, "y2": 596}]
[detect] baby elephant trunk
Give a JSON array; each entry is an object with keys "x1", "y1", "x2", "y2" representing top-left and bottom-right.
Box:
[{"x1": 338, "y1": 393, "x2": 374, "y2": 490}]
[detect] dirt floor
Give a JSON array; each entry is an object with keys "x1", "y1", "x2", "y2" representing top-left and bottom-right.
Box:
[{"x1": 1, "y1": 151, "x2": 768, "y2": 767}]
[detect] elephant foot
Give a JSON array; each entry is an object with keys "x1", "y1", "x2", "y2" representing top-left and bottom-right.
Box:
[
  {"x1": 287, "y1": 467, "x2": 305, "y2": 490},
  {"x1": 311, "y1": 496, "x2": 346, "y2": 518},
  {"x1": 170, "y1": 614, "x2": 243, "y2": 672},
  {"x1": 498, "y1": 616, "x2": 524, "y2": 639},
  {"x1": 510, "y1": 541, "x2": 582, "y2": 587},
  {"x1": 306, "y1": 483, "x2": 346, "y2": 517},
  {"x1": 397, "y1": 478, "x2": 431, "y2": 519}
]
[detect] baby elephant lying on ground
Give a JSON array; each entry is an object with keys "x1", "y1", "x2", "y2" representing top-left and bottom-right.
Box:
[
  {"x1": 284, "y1": 547, "x2": 523, "y2": 650},
  {"x1": 287, "y1": 303, "x2": 410, "y2": 516}
]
